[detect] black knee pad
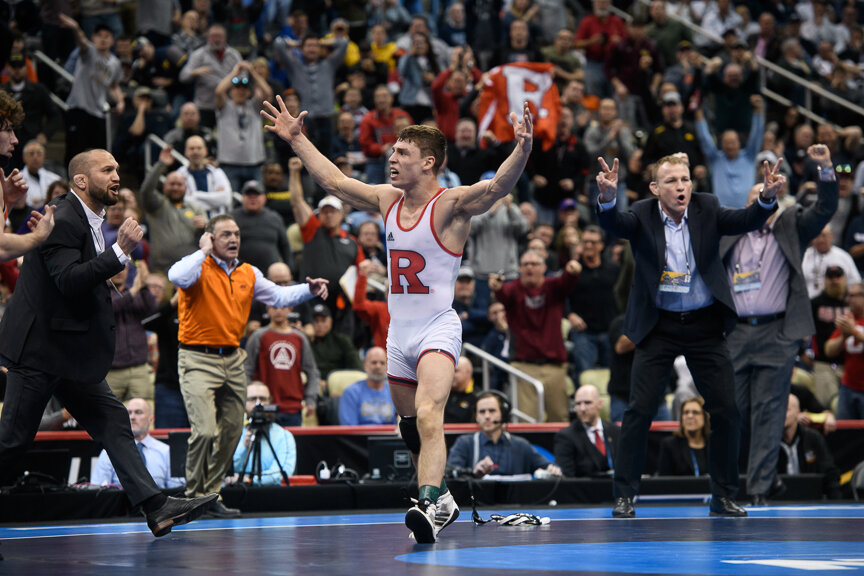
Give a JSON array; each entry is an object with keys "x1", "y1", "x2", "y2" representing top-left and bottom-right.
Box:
[{"x1": 399, "y1": 416, "x2": 421, "y2": 454}]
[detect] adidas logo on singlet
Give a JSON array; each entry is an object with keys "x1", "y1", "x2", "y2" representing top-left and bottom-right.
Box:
[{"x1": 387, "y1": 232, "x2": 395, "y2": 242}]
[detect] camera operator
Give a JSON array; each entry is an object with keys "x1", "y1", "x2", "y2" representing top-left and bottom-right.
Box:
[{"x1": 230, "y1": 382, "x2": 296, "y2": 486}]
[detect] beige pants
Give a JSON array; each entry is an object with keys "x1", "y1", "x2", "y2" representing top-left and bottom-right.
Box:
[
  {"x1": 811, "y1": 360, "x2": 842, "y2": 409},
  {"x1": 106, "y1": 364, "x2": 154, "y2": 403},
  {"x1": 178, "y1": 348, "x2": 247, "y2": 497},
  {"x1": 510, "y1": 361, "x2": 569, "y2": 422}
]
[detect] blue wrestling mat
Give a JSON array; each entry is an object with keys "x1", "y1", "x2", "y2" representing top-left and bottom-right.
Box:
[{"x1": 1, "y1": 504, "x2": 862, "y2": 575}]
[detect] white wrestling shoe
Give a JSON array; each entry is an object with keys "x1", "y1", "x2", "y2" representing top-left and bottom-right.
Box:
[
  {"x1": 405, "y1": 499, "x2": 438, "y2": 544},
  {"x1": 435, "y1": 491, "x2": 460, "y2": 534}
]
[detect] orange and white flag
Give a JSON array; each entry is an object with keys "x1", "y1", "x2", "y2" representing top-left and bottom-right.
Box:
[{"x1": 477, "y1": 62, "x2": 561, "y2": 151}]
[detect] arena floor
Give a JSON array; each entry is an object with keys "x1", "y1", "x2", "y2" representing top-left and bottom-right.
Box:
[{"x1": 1, "y1": 503, "x2": 863, "y2": 575}]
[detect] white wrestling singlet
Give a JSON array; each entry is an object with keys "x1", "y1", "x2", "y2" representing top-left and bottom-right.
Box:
[{"x1": 384, "y1": 188, "x2": 463, "y2": 386}]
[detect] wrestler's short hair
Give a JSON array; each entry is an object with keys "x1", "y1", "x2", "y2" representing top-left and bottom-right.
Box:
[{"x1": 0, "y1": 90, "x2": 25, "y2": 130}]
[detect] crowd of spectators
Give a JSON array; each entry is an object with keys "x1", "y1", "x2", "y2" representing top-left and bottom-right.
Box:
[{"x1": 2, "y1": 0, "x2": 863, "y2": 495}]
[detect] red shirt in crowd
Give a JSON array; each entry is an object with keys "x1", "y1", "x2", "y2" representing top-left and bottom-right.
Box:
[
  {"x1": 494, "y1": 270, "x2": 580, "y2": 364},
  {"x1": 830, "y1": 317, "x2": 864, "y2": 393}
]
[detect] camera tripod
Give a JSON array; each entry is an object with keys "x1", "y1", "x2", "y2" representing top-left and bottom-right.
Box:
[{"x1": 238, "y1": 423, "x2": 291, "y2": 486}]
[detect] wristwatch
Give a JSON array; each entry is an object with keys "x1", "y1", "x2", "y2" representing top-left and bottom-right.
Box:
[
  {"x1": 818, "y1": 165, "x2": 837, "y2": 182},
  {"x1": 758, "y1": 187, "x2": 776, "y2": 204}
]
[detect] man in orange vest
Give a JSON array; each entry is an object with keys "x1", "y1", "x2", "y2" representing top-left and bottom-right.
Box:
[{"x1": 168, "y1": 214, "x2": 328, "y2": 516}]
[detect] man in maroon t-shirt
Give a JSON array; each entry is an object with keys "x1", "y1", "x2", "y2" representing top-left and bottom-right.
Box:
[
  {"x1": 490, "y1": 249, "x2": 581, "y2": 422},
  {"x1": 244, "y1": 304, "x2": 321, "y2": 427}
]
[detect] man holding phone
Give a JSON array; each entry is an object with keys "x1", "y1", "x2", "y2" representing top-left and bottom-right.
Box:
[{"x1": 168, "y1": 214, "x2": 328, "y2": 516}]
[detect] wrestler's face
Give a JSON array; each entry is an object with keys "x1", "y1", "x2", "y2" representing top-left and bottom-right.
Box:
[
  {"x1": 650, "y1": 161, "x2": 691, "y2": 222},
  {"x1": 475, "y1": 396, "x2": 503, "y2": 434},
  {"x1": 389, "y1": 139, "x2": 431, "y2": 187},
  {"x1": 210, "y1": 219, "x2": 241, "y2": 261},
  {"x1": 0, "y1": 125, "x2": 19, "y2": 159}
]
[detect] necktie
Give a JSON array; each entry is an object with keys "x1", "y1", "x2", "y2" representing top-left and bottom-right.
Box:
[
  {"x1": 137, "y1": 442, "x2": 147, "y2": 467},
  {"x1": 594, "y1": 428, "x2": 606, "y2": 457}
]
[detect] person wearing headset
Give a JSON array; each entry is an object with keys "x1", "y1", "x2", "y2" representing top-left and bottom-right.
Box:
[{"x1": 445, "y1": 390, "x2": 562, "y2": 478}]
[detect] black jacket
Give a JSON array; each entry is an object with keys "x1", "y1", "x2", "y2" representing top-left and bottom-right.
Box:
[
  {"x1": 597, "y1": 193, "x2": 775, "y2": 345},
  {"x1": 554, "y1": 419, "x2": 620, "y2": 477},
  {"x1": 0, "y1": 193, "x2": 125, "y2": 382}
]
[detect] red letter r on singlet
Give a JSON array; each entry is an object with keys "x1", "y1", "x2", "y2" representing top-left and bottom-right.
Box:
[{"x1": 389, "y1": 250, "x2": 430, "y2": 294}]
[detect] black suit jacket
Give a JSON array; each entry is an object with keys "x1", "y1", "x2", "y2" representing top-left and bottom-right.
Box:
[
  {"x1": 597, "y1": 193, "x2": 776, "y2": 345},
  {"x1": 0, "y1": 193, "x2": 125, "y2": 382},
  {"x1": 554, "y1": 419, "x2": 620, "y2": 477}
]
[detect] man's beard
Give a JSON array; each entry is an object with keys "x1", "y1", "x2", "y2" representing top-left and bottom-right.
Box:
[{"x1": 90, "y1": 184, "x2": 118, "y2": 207}]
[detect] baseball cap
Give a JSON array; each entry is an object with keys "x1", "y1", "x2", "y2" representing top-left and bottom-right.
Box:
[
  {"x1": 661, "y1": 91, "x2": 682, "y2": 105},
  {"x1": 7, "y1": 53, "x2": 25, "y2": 68},
  {"x1": 825, "y1": 265, "x2": 845, "y2": 279},
  {"x1": 134, "y1": 86, "x2": 152, "y2": 98},
  {"x1": 457, "y1": 266, "x2": 475, "y2": 280},
  {"x1": 242, "y1": 180, "x2": 264, "y2": 194},
  {"x1": 312, "y1": 303, "x2": 331, "y2": 318},
  {"x1": 677, "y1": 40, "x2": 693, "y2": 51},
  {"x1": 558, "y1": 198, "x2": 578, "y2": 211},
  {"x1": 835, "y1": 163, "x2": 853, "y2": 177},
  {"x1": 318, "y1": 195, "x2": 343, "y2": 211}
]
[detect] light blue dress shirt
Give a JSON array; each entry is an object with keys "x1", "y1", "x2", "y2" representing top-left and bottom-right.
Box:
[{"x1": 91, "y1": 434, "x2": 184, "y2": 489}]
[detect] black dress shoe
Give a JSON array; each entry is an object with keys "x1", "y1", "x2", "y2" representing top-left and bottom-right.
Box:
[
  {"x1": 769, "y1": 476, "x2": 787, "y2": 498},
  {"x1": 709, "y1": 496, "x2": 748, "y2": 517},
  {"x1": 146, "y1": 493, "x2": 219, "y2": 537},
  {"x1": 203, "y1": 499, "x2": 242, "y2": 519},
  {"x1": 612, "y1": 497, "x2": 635, "y2": 518},
  {"x1": 749, "y1": 494, "x2": 767, "y2": 506}
]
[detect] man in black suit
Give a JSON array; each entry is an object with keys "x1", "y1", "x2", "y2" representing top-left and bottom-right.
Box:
[
  {"x1": 595, "y1": 153, "x2": 782, "y2": 518},
  {"x1": 554, "y1": 385, "x2": 619, "y2": 477},
  {"x1": 0, "y1": 149, "x2": 216, "y2": 538}
]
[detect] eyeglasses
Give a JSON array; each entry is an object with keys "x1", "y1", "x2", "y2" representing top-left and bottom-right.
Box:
[
  {"x1": 835, "y1": 164, "x2": 853, "y2": 174},
  {"x1": 682, "y1": 409, "x2": 703, "y2": 416}
]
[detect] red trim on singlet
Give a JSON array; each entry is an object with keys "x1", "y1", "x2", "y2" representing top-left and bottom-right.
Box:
[
  {"x1": 395, "y1": 187, "x2": 444, "y2": 232},
  {"x1": 418, "y1": 348, "x2": 457, "y2": 367},
  {"x1": 383, "y1": 196, "x2": 400, "y2": 225},
  {"x1": 429, "y1": 188, "x2": 463, "y2": 257},
  {"x1": 388, "y1": 374, "x2": 418, "y2": 388}
]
